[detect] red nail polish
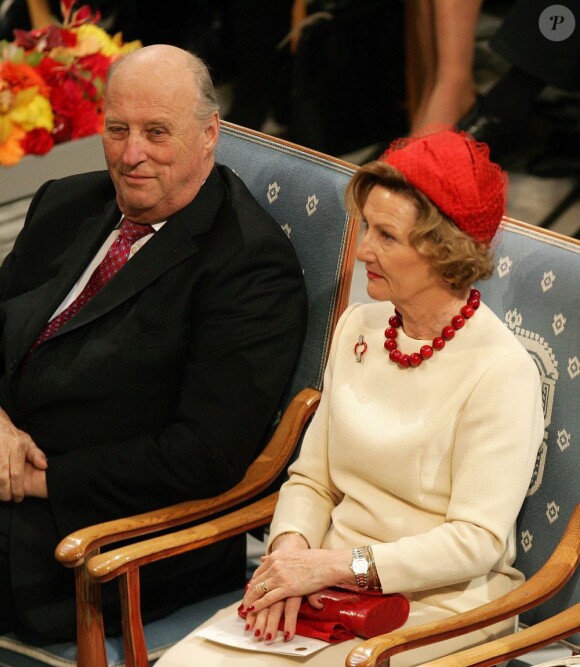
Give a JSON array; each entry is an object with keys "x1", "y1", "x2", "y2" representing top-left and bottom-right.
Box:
[
  {"x1": 246, "y1": 606, "x2": 254, "y2": 613},
  {"x1": 284, "y1": 631, "x2": 291, "y2": 642},
  {"x1": 266, "y1": 633, "x2": 272, "y2": 641},
  {"x1": 245, "y1": 624, "x2": 251, "y2": 631},
  {"x1": 254, "y1": 629, "x2": 261, "y2": 637}
]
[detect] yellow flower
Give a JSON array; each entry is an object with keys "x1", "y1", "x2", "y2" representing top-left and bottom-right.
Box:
[
  {"x1": 111, "y1": 33, "x2": 142, "y2": 54},
  {"x1": 9, "y1": 90, "x2": 54, "y2": 133},
  {"x1": 74, "y1": 24, "x2": 122, "y2": 57},
  {"x1": 0, "y1": 83, "x2": 53, "y2": 147}
]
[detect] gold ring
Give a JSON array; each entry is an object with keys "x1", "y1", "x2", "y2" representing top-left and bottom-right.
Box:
[{"x1": 261, "y1": 581, "x2": 269, "y2": 594}]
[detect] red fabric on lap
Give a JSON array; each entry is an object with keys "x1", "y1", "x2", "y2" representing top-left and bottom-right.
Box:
[{"x1": 239, "y1": 587, "x2": 410, "y2": 644}]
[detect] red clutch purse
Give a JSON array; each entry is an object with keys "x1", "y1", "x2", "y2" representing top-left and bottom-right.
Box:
[{"x1": 238, "y1": 587, "x2": 410, "y2": 644}]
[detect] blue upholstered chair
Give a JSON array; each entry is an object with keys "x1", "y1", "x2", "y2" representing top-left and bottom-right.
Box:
[
  {"x1": 80, "y1": 226, "x2": 580, "y2": 667},
  {"x1": 0, "y1": 122, "x2": 358, "y2": 667},
  {"x1": 346, "y1": 218, "x2": 580, "y2": 667}
]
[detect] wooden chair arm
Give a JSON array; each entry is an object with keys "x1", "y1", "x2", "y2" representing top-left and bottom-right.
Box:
[
  {"x1": 346, "y1": 503, "x2": 580, "y2": 667},
  {"x1": 87, "y1": 493, "x2": 279, "y2": 582},
  {"x1": 421, "y1": 602, "x2": 580, "y2": 667},
  {"x1": 55, "y1": 387, "x2": 320, "y2": 568}
]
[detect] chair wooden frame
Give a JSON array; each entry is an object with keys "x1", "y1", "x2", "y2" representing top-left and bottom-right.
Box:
[
  {"x1": 85, "y1": 499, "x2": 579, "y2": 667},
  {"x1": 56, "y1": 387, "x2": 321, "y2": 667},
  {"x1": 422, "y1": 603, "x2": 580, "y2": 667},
  {"x1": 51, "y1": 124, "x2": 359, "y2": 667},
  {"x1": 86, "y1": 491, "x2": 580, "y2": 667}
]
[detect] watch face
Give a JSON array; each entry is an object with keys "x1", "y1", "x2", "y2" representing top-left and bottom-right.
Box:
[{"x1": 352, "y1": 558, "x2": 368, "y2": 574}]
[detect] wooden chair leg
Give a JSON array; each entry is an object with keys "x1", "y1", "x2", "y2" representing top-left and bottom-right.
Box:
[
  {"x1": 120, "y1": 569, "x2": 149, "y2": 667},
  {"x1": 75, "y1": 561, "x2": 108, "y2": 667}
]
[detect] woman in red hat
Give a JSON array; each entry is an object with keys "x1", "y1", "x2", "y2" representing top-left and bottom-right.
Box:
[{"x1": 157, "y1": 130, "x2": 544, "y2": 666}]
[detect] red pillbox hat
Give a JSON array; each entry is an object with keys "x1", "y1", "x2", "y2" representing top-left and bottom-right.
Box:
[{"x1": 380, "y1": 130, "x2": 507, "y2": 244}]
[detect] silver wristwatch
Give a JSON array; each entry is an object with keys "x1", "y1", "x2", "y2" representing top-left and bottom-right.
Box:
[{"x1": 349, "y1": 546, "x2": 369, "y2": 589}]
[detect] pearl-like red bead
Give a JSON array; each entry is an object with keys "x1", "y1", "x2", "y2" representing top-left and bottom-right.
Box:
[
  {"x1": 420, "y1": 345, "x2": 434, "y2": 359},
  {"x1": 452, "y1": 315, "x2": 465, "y2": 330},
  {"x1": 385, "y1": 327, "x2": 398, "y2": 339},
  {"x1": 461, "y1": 304, "x2": 475, "y2": 319},
  {"x1": 384, "y1": 338, "x2": 397, "y2": 351},
  {"x1": 398, "y1": 354, "x2": 410, "y2": 368},
  {"x1": 409, "y1": 353, "x2": 422, "y2": 367},
  {"x1": 389, "y1": 349, "x2": 402, "y2": 363},
  {"x1": 432, "y1": 337, "x2": 445, "y2": 350},
  {"x1": 466, "y1": 288, "x2": 480, "y2": 311},
  {"x1": 442, "y1": 326, "x2": 455, "y2": 341}
]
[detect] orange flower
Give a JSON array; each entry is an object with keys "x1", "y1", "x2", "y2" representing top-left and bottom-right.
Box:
[
  {"x1": 0, "y1": 126, "x2": 25, "y2": 166},
  {"x1": 0, "y1": 61, "x2": 50, "y2": 97}
]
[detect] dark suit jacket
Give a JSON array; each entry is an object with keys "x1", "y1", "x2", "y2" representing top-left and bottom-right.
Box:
[{"x1": 0, "y1": 164, "x2": 307, "y2": 638}]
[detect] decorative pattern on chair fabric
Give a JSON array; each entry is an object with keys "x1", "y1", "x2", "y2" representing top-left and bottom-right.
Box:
[{"x1": 476, "y1": 221, "x2": 580, "y2": 649}]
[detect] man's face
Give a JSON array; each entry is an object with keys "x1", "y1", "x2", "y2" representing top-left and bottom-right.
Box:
[{"x1": 103, "y1": 58, "x2": 218, "y2": 224}]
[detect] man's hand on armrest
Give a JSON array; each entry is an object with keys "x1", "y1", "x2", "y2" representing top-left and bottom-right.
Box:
[{"x1": 0, "y1": 407, "x2": 48, "y2": 501}]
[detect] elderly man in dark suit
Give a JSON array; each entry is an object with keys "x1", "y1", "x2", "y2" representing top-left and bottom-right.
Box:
[{"x1": 0, "y1": 44, "x2": 307, "y2": 639}]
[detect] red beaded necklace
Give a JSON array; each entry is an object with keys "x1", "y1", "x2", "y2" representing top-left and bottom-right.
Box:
[{"x1": 384, "y1": 288, "x2": 481, "y2": 369}]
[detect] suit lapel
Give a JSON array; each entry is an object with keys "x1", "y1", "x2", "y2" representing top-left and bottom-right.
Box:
[
  {"x1": 4, "y1": 200, "x2": 120, "y2": 363},
  {"x1": 51, "y1": 167, "x2": 226, "y2": 338}
]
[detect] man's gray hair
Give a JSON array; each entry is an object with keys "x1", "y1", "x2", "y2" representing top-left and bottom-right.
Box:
[{"x1": 186, "y1": 53, "x2": 220, "y2": 123}]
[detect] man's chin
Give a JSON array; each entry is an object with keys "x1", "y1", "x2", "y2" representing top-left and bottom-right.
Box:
[{"x1": 117, "y1": 195, "x2": 154, "y2": 219}]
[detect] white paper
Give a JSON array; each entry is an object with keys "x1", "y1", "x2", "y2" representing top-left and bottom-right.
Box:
[{"x1": 197, "y1": 612, "x2": 330, "y2": 657}]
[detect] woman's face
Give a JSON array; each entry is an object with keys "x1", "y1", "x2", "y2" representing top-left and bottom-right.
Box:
[{"x1": 355, "y1": 185, "x2": 440, "y2": 305}]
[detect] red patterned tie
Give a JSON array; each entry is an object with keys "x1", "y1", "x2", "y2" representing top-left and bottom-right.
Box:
[{"x1": 30, "y1": 219, "x2": 154, "y2": 353}]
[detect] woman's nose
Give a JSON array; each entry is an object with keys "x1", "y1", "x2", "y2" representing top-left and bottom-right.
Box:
[{"x1": 356, "y1": 232, "x2": 374, "y2": 262}]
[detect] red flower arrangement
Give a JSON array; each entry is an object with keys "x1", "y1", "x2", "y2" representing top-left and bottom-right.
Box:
[{"x1": 0, "y1": 0, "x2": 141, "y2": 166}]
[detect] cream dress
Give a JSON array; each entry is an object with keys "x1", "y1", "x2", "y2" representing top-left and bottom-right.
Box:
[{"x1": 157, "y1": 301, "x2": 544, "y2": 666}]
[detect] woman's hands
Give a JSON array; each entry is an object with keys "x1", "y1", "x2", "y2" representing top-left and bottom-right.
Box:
[{"x1": 241, "y1": 535, "x2": 353, "y2": 642}]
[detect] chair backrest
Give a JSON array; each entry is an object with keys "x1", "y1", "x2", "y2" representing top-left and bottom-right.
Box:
[
  {"x1": 216, "y1": 121, "x2": 358, "y2": 399},
  {"x1": 475, "y1": 218, "x2": 580, "y2": 647}
]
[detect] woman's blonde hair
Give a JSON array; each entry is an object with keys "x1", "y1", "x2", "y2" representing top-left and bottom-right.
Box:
[{"x1": 347, "y1": 161, "x2": 494, "y2": 291}]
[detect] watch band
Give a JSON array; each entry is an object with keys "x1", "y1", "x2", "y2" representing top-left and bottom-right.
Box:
[{"x1": 350, "y1": 546, "x2": 369, "y2": 589}]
